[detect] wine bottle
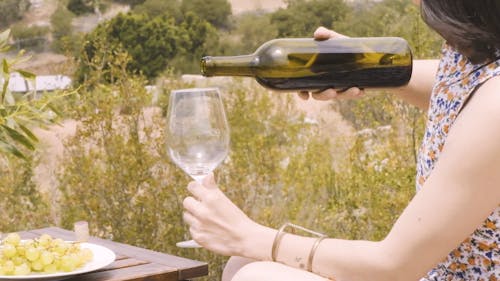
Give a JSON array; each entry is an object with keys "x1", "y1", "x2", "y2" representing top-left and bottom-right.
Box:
[{"x1": 201, "y1": 37, "x2": 412, "y2": 91}]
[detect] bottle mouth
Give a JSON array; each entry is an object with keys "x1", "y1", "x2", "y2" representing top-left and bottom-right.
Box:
[{"x1": 200, "y1": 56, "x2": 212, "y2": 76}]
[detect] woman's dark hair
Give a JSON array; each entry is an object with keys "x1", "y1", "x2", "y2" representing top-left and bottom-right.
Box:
[{"x1": 421, "y1": 0, "x2": 500, "y2": 64}]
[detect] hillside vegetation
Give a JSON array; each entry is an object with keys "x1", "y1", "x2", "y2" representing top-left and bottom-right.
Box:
[{"x1": 0, "y1": 0, "x2": 443, "y2": 280}]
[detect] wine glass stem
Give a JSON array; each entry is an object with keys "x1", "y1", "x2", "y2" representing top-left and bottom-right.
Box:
[{"x1": 192, "y1": 175, "x2": 206, "y2": 183}]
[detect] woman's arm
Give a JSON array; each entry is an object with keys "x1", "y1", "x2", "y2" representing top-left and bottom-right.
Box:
[
  {"x1": 242, "y1": 76, "x2": 500, "y2": 281},
  {"x1": 388, "y1": 59, "x2": 439, "y2": 110},
  {"x1": 183, "y1": 76, "x2": 500, "y2": 281}
]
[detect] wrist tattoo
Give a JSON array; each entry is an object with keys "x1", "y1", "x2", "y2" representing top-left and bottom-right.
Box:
[{"x1": 295, "y1": 257, "x2": 305, "y2": 269}]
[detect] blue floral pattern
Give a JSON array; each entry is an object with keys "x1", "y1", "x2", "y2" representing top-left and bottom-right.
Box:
[{"x1": 417, "y1": 45, "x2": 500, "y2": 280}]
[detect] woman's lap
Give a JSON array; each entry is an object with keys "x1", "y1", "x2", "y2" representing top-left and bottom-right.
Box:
[{"x1": 224, "y1": 256, "x2": 330, "y2": 281}]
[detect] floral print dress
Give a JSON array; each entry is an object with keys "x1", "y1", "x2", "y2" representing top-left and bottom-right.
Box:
[{"x1": 417, "y1": 44, "x2": 500, "y2": 280}]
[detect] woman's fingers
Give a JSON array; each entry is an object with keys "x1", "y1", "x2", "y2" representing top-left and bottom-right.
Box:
[
  {"x1": 202, "y1": 173, "x2": 217, "y2": 190},
  {"x1": 186, "y1": 181, "x2": 207, "y2": 201},
  {"x1": 300, "y1": 87, "x2": 365, "y2": 101},
  {"x1": 183, "y1": 196, "x2": 204, "y2": 217},
  {"x1": 313, "y1": 26, "x2": 347, "y2": 40},
  {"x1": 183, "y1": 211, "x2": 200, "y2": 229},
  {"x1": 311, "y1": 89, "x2": 340, "y2": 100},
  {"x1": 342, "y1": 87, "x2": 364, "y2": 98},
  {"x1": 298, "y1": 91, "x2": 310, "y2": 100}
]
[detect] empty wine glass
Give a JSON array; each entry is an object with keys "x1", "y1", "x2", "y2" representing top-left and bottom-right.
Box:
[{"x1": 165, "y1": 87, "x2": 230, "y2": 247}]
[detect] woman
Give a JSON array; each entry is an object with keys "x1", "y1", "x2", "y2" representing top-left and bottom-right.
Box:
[{"x1": 182, "y1": 0, "x2": 500, "y2": 280}]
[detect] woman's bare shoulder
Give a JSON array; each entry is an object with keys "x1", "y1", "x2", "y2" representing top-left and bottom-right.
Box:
[{"x1": 466, "y1": 75, "x2": 500, "y2": 113}]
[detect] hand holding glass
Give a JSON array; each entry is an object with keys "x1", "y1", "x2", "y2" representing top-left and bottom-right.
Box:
[{"x1": 165, "y1": 88, "x2": 230, "y2": 248}]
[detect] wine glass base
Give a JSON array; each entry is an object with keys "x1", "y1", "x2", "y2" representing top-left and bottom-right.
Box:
[{"x1": 176, "y1": 239, "x2": 202, "y2": 248}]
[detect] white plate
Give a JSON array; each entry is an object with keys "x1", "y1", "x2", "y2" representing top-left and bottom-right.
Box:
[{"x1": 0, "y1": 242, "x2": 116, "y2": 281}]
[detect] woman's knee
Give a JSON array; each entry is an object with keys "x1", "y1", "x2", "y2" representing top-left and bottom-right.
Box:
[
  {"x1": 222, "y1": 256, "x2": 257, "y2": 281},
  {"x1": 230, "y1": 262, "x2": 274, "y2": 281},
  {"x1": 230, "y1": 261, "x2": 330, "y2": 281}
]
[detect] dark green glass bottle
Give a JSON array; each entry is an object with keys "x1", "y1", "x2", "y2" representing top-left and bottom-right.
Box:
[{"x1": 201, "y1": 37, "x2": 413, "y2": 91}]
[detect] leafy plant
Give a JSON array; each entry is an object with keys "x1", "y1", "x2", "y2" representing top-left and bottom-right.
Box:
[
  {"x1": 0, "y1": 29, "x2": 68, "y2": 233},
  {"x1": 0, "y1": 29, "x2": 64, "y2": 159}
]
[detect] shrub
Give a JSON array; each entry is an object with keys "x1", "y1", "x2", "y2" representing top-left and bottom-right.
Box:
[
  {"x1": 10, "y1": 24, "x2": 50, "y2": 50},
  {"x1": 270, "y1": 0, "x2": 348, "y2": 37},
  {"x1": 0, "y1": 154, "x2": 52, "y2": 232},
  {"x1": 51, "y1": 4, "x2": 76, "y2": 53},
  {"x1": 181, "y1": 0, "x2": 232, "y2": 29},
  {"x1": 67, "y1": 0, "x2": 94, "y2": 15},
  {"x1": 0, "y1": 0, "x2": 30, "y2": 29}
]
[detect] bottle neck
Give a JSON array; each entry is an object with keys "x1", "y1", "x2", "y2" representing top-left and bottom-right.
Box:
[{"x1": 201, "y1": 55, "x2": 255, "y2": 77}]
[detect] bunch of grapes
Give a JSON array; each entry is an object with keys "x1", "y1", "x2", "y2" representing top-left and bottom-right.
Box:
[{"x1": 0, "y1": 233, "x2": 93, "y2": 276}]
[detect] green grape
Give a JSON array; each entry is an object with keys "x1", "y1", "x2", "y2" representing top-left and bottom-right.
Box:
[
  {"x1": 52, "y1": 238, "x2": 64, "y2": 246},
  {"x1": 25, "y1": 248, "x2": 40, "y2": 261},
  {"x1": 3, "y1": 260, "x2": 14, "y2": 275},
  {"x1": 43, "y1": 263, "x2": 57, "y2": 273},
  {"x1": 54, "y1": 243, "x2": 69, "y2": 255},
  {"x1": 16, "y1": 245, "x2": 26, "y2": 257},
  {"x1": 2, "y1": 245, "x2": 16, "y2": 258},
  {"x1": 0, "y1": 233, "x2": 93, "y2": 276},
  {"x1": 60, "y1": 255, "x2": 76, "y2": 272},
  {"x1": 12, "y1": 256, "x2": 26, "y2": 266},
  {"x1": 4, "y1": 234, "x2": 21, "y2": 246},
  {"x1": 31, "y1": 260, "x2": 44, "y2": 271},
  {"x1": 40, "y1": 251, "x2": 54, "y2": 265},
  {"x1": 38, "y1": 235, "x2": 52, "y2": 248},
  {"x1": 14, "y1": 263, "x2": 30, "y2": 275}
]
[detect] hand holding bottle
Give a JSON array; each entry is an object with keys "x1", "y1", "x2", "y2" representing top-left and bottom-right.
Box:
[{"x1": 298, "y1": 27, "x2": 365, "y2": 101}]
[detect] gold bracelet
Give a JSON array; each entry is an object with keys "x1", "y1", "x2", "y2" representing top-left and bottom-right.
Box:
[
  {"x1": 307, "y1": 235, "x2": 327, "y2": 272},
  {"x1": 271, "y1": 222, "x2": 325, "y2": 263},
  {"x1": 271, "y1": 223, "x2": 292, "y2": 261}
]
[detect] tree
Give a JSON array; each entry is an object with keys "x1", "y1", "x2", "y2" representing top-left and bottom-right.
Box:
[
  {"x1": 132, "y1": 0, "x2": 181, "y2": 20},
  {"x1": 50, "y1": 4, "x2": 77, "y2": 53},
  {"x1": 336, "y1": 0, "x2": 442, "y2": 59},
  {"x1": 113, "y1": 0, "x2": 146, "y2": 7},
  {"x1": 233, "y1": 12, "x2": 278, "y2": 54},
  {"x1": 270, "y1": 0, "x2": 349, "y2": 37},
  {"x1": 77, "y1": 10, "x2": 221, "y2": 80},
  {"x1": 0, "y1": 0, "x2": 30, "y2": 29},
  {"x1": 77, "y1": 13, "x2": 185, "y2": 82},
  {"x1": 67, "y1": 0, "x2": 94, "y2": 15},
  {"x1": 170, "y1": 11, "x2": 219, "y2": 73},
  {"x1": 181, "y1": 0, "x2": 232, "y2": 29}
]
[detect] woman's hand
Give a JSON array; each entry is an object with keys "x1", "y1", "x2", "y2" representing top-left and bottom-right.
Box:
[
  {"x1": 298, "y1": 26, "x2": 365, "y2": 101},
  {"x1": 182, "y1": 174, "x2": 268, "y2": 257}
]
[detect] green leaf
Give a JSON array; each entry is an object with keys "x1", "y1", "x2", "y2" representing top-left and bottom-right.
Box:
[
  {"x1": 19, "y1": 124, "x2": 38, "y2": 142},
  {"x1": 48, "y1": 104, "x2": 62, "y2": 117},
  {"x1": 1, "y1": 125, "x2": 36, "y2": 150},
  {"x1": 1, "y1": 77, "x2": 8, "y2": 103},
  {"x1": 0, "y1": 29, "x2": 10, "y2": 44},
  {"x1": 4, "y1": 90, "x2": 15, "y2": 106},
  {"x1": 16, "y1": 70, "x2": 36, "y2": 79},
  {"x1": 0, "y1": 139, "x2": 26, "y2": 159},
  {"x1": 2, "y1": 59, "x2": 8, "y2": 74}
]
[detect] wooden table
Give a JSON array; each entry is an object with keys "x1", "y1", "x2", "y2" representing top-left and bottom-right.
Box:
[{"x1": 18, "y1": 227, "x2": 208, "y2": 281}]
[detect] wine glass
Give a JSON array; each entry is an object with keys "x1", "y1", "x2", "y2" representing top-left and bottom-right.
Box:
[{"x1": 165, "y1": 87, "x2": 230, "y2": 248}]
